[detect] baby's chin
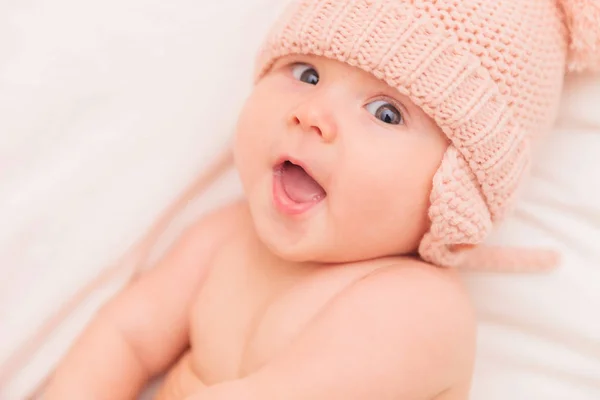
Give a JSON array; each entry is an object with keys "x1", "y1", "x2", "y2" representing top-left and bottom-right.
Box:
[
  {"x1": 259, "y1": 235, "x2": 328, "y2": 264},
  {"x1": 246, "y1": 195, "x2": 424, "y2": 264},
  {"x1": 256, "y1": 232, "x2": 338, "y2": 264},
  {"x1": 260, "y1": 234, "x2": 408, "y2": 265},
  {"x1": 251, "y1": 212, "x2": 422, "y2": 264}
]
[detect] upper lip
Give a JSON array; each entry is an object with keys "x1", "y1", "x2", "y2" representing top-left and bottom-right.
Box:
[{"x1": 274, "y1": 155, "x2": 325, "y2": 190}]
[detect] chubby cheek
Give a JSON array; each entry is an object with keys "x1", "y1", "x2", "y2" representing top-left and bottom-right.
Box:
[
  {"x1": 234, "y1": 96, "x2": 274, "y2": 194},
  {"x1": 234, "y1": 122, "x2": 259, "y2": 194},
  {"x1": 332, "y1": 153, "x2": 435, "y2": 254}
]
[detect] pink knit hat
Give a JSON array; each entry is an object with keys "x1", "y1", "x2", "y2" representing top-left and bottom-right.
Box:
[{"x1": 254, "y1": 0, "x2": 600, "y2": 270}]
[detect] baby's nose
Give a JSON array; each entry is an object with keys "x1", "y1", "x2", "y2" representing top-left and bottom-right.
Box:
[{"x1": 288, "y1": 99, "x2": 337, "y2": 143}]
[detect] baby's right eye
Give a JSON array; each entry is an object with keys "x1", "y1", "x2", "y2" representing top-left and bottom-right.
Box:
[{"x1": 291, "y1": 63, "x2": 319, "y2": 85}]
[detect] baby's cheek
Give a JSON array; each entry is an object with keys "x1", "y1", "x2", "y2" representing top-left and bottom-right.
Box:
[{"x1": 234, "y1": 126, "x2": 264, "y2": 186}]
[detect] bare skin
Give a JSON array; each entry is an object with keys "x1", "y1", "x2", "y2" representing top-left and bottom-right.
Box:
[
  {"x1": 44, "y1": 55, "x2": 477, "y2": 399},
  {"x1": 44, "y1": 201, "x2": 475, "y2": 400}
]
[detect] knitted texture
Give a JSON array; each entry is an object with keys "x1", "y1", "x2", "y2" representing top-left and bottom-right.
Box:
[
  {"x1": 560, "y1": 0, "x2": 600, "y2": 72},
  {"x1": 254, "y1": 0, "x2": 600, "y2": 269}
]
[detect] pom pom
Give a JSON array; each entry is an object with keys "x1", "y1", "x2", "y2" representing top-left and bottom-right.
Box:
[{"x1": 559, "y1": 0, "x2": 600, "y2": 72}]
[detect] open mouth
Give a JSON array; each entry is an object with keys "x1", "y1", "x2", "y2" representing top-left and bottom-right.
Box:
[{"x1": 272, "y1": 160, "x2": 326, "y2": 214}]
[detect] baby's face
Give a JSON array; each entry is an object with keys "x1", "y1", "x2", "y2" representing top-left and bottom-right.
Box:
[{"x1": 234, "y1": 55, "x2": 448, "y2": 263}]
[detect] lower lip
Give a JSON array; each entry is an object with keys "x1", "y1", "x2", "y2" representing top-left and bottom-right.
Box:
[{"x1": 272, "y1": 170, "x2": 324, "y2": 216}]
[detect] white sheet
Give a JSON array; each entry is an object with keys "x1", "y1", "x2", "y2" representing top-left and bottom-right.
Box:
[
  {"x1": 0, "y1": 1, "x2": 281, "y2": 396},
  {"x1": 465, "y1": 72, "x2": 600, "y2": 399},
  {"x1": 1, "y1": 0, "x2": 598, "y2": 399}
]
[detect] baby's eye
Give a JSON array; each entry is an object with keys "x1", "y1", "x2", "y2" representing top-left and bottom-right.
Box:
[
  {"x1": 365, "y1": 100, "x2": 403, "y2": 125},
  {"x1": 291, "y1": 63, "x2": 319, "y2": 85}
]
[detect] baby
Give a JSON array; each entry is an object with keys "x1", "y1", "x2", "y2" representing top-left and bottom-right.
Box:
[{"x1": 43, "y1": 0, "x2": 599, "y2": 399}]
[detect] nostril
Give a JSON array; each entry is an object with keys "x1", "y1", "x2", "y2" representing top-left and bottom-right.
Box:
[{"x1": 289, "y1": 114, "x2": 325, "y2": 138}]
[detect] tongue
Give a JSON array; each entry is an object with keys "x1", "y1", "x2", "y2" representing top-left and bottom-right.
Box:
[{"x1": 281, "y1": 163, "x2": 326, "y2": 203}]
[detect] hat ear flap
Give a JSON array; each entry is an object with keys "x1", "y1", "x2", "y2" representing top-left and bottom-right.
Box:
[{"x1": 419, "y1": 146, "x2": 493, "y2": 268}]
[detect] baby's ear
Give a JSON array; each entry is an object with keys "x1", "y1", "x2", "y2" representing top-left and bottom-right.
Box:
[{"x1": 559, "y1": 0, "x2": 600, "y2": 72}]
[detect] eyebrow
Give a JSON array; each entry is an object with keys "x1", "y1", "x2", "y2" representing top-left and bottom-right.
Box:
[
  {"x1": 273, "y1": 54, "x2": 317, "y2": 69},
  {"x1": 273, "y1": 56, "x2": 295, "y2": 68},
  {"x1": 271, "y1": 58, "x2": 288, "y2": 70}
]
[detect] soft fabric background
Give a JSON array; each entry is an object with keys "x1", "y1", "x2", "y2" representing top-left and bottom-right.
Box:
[{"x1": 0, "y1": 0, "x2": 598, "y2": 399}]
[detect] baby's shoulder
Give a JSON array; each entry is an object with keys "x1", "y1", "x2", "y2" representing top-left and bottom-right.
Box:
[
  {"x1": 352, "y1": 259, "x2": 475, "y2": 342},
  {"x1": 326, "y1": 259, "x2": 476, "y2": 389},
  {"x1": 348, "y1": 257, "x2": 470, "y2": 302}
]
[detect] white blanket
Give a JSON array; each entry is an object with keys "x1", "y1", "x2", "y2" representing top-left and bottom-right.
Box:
[{"x1": 1, "y1": 1, "x2": 599, "y2": 399}]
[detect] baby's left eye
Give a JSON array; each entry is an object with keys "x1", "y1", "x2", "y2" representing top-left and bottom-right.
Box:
[{"x1": 365, "y1": 100, "x2": 403, "y2": 125}]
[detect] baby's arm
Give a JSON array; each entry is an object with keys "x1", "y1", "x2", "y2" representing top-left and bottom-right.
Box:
[
  {"x1": 186, "y1": 261, "x2": 476, "y2": 400},
  {"x1": 43, "y1": 203, "x2": 236, "y2": 400}
]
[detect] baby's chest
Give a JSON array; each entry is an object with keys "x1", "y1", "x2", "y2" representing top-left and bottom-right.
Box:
[{"x1": 187, "y1": 259, "x2": 379, "y2": 386}]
